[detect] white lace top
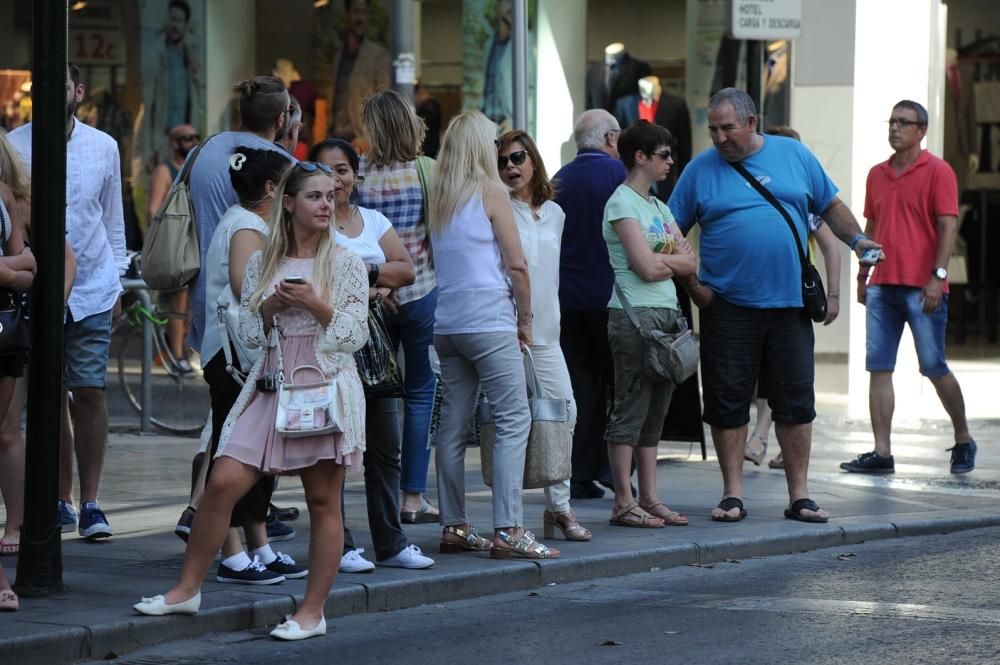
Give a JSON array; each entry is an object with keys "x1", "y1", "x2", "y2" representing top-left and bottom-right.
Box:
[{"x1": 216, "y1": 247, "x2": 370, "y2": 457}]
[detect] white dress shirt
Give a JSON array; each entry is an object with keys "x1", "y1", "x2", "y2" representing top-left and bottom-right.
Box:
[
  {"x1": 512, "y1": 198, "x2": 565, "y2": 346},
  {"x1": 8, "y1": 120, "x2": 127, "y2": 320}
]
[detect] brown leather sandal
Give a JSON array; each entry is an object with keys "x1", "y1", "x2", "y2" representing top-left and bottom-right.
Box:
[
  {"x1": 609, "y1": 502, "x2": 665, "y2": 528},
  {"x1": 639, "y1": 501, "x2": 689, "y2": 526}
]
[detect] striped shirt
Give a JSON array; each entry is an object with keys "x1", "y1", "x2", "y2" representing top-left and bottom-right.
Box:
[{"x1": 356, "y1": 157, "x2": 436, "y2": 304}]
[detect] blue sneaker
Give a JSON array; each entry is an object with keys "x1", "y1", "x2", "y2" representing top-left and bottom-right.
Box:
[
  {"x1": 948, "y1": 440, "x2": 977, "y2": 474},
  {"x1": 78, "y1": 502, "x2": 113, "y2": 540},
  {"x1": 58, "y1": 501, "x2": 78, "y2": 533}
]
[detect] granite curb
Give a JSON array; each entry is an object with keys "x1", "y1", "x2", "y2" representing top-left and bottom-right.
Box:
[{"x1": 7, "y1": 512, "x2": 1000, "y2": 665}]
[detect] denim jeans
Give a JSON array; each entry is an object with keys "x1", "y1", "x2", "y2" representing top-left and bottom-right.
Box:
[
  {"x1": 865, "y1": 285, "x2": 950, "y2": 377},
  {"x1": 385, "y1": 288, "x2": 438, "y2": 494}
]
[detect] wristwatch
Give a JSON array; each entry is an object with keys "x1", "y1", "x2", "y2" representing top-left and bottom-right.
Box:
[{"x1": 932, "y1": 267, "x2": 947, "y2": 280}]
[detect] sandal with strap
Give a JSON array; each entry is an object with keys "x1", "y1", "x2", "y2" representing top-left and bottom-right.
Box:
[
  {"x1": 440, "y1": 525, "x2": 493, "y2": 553},
  {"x1": 0, "y1": 589, "x2": 18, "y2": 612},
  {"x1": 640, "y1": 501, "x2": 689, "y2": 526},
  {"x1": 711, "y1": 497, "x2": 747, "y2": 522},
  {"x1": 768, "y1": 453, "x2": 784, "y2": 469},
  {"x1": 609, "y1": 502, "x2": 665, "y2": 529},
  {"x1": 543, "y1": 511, "x2": 592, "y2": 541},
  {"x1": 490, "y1": 529, "x2": 560, "y2": 559},
  {"x1": 784, "y1": 498, "x2": 829, "y2": 523},
  {"x1": 744, "y1": 434, "x2": 767, "y2": 466},
  {"x1": 0, "y1": 539, "x2": 19, "y2": 556}
]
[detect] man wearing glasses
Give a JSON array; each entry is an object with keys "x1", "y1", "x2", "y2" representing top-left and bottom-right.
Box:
[
  {"x1": 668, "y1": 88, "x2": 881, "y2": 524},
  {"x1": 841, "y1": 100, "x2": 978, "y2": 476}
]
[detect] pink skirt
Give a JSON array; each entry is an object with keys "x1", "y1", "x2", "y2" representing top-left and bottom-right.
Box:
[{"x1": 222, "y1": 334, "x2": 363, "y2": 474}]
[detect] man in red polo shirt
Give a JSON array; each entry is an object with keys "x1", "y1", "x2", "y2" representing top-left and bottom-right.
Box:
[{"x1": 842, "y1": 100, "x2": 978, "y2": 475}]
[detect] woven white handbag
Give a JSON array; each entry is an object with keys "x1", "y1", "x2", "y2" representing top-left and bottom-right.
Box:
[{"x1": 479, "y1": 348, "x2": 572, "y2": 490}]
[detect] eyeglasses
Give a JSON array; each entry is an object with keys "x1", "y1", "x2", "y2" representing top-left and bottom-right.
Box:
[
  {"x1": 887, "y1": 118, "x2": 925, "y2": 128},
  {"x1": 605, "y1": 129, "x2": 621, "y2": 141},
  {"x1": 177, "y1": 134, "x2": 199, "y2": 142},
  {"x1": 497, "y1": 150, "x2": 527, "y2": 170},
  {"x1": 650, "y1": 149, "x2": 673, "y2": 161},
  {"x1": 296, "y1": 161, "x2": 334, "y2": 174}
]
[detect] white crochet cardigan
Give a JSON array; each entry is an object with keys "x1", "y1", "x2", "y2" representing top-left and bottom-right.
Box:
[{"x1": 216, "y1": 247, "x2": 370, "y2": 459}]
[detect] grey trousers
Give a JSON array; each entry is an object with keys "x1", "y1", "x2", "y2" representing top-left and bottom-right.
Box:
[
  {"x1": 434, "y1": 332, "x2": 530, "y2": 530},
  {"x1": 343, "y1": 396, "x2": 407, "y2": 561}
]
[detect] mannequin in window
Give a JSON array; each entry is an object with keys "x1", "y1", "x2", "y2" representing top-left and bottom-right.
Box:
[
  {"x1": 944, "y1": 48, "x2": 979, "y2": 190},
  {"x1": 612, "y1": 76, "x2": 692, "y2": 201},
  {"x1": 586, "y1": 42, "x2": 651, "y2": 121}
]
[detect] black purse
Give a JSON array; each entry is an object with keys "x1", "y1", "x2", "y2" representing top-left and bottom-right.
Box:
[
  {"x1": 0, "y1": 202, "x2": 30, "y2": 358},
  {"x1": 729, "y1": 160, "x2": 827, "y2": 323},
  {"x1": 353, "y1": 296, "x2": 405, "y2": 398}
]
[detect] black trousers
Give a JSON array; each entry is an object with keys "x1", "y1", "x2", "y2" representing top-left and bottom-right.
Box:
[
  {"x1": 203, "y1": 351, "x2": 274, "y2": 527},
  {"x1": 560, "y1": 309, "x2": 612, "y2": 483}
]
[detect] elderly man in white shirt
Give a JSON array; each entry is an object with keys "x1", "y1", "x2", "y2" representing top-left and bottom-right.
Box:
[{"x1": 8, "y1": 64, "x2": 127, "y2": 540}]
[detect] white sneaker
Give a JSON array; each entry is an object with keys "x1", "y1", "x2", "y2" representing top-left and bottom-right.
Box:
[
  {"x1": 376, "y1": 544, "x2": 435, "y2": 569},
  {"x1": 339, "y1": 548, "x2": 375, "y2": 573}
]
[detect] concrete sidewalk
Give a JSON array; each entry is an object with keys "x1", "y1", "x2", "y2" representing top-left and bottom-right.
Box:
[{"x1": 1, "y1": 414, "x2": 998, "y2": 665}]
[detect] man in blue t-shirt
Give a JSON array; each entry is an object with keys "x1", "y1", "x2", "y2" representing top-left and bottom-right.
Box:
[
  {"x1": 668, "y1": 88, "x2": 881, "y2": 524},
  {"x1": 554, "y1": 109, "x2": 626, "y2": 499}
]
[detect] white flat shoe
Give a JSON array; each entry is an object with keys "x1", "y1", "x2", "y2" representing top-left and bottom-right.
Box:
[
  {"x1": 270, "y1": 615, "x2": 327, "y2": 640},
  {"x1": 133, "y1": 592, "x2": 201, "y2": 616}
]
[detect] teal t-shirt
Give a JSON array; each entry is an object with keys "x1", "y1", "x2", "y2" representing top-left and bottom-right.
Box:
[{"x1": 603, "y1": 184, "x2": 679, "y2": 310}]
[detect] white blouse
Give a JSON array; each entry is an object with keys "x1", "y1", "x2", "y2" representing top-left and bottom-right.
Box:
[{"x1": 511, "y1": 198, "x2": 565, "y2": 346}]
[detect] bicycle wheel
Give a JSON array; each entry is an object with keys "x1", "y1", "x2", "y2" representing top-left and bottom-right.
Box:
[{"x1": 117, "y1": 320, "x2": 209, "y2": 436}]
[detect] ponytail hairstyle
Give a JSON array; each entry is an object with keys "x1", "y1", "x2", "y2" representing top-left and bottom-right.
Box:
[
  {"x1": 228, "y1": 146, "x2": 293, "y2": 209},
  {"x1": 232, "y1": 76, "x2": 289, "y2": 134}
]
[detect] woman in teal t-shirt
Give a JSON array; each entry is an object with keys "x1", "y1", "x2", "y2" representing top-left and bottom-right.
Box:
[{"x1": 602, "y1": 120, "x2": 698, "y2": 529}]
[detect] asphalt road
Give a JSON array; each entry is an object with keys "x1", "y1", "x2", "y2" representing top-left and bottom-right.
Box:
[{"x1": 87, "y1": 526, "x2": 1000, "y2": 665}]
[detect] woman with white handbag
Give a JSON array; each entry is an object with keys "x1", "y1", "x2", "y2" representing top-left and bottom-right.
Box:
[
  {"x1": 430, "y1": 111, "x2": 559, "y2": 560},
  {"x1": 497, "y1": 130, "x2": 590, "y2": 542},
  {"x1": 134, "y1": 162, "x2": 369, "y2": 642}
]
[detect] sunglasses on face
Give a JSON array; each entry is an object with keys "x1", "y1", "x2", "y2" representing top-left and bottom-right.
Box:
[
  {"x1": 498, "y1": 150, "x2": 527, "y2": 170},
  {"x1": 296, "y1": 161, "x2": 334, "y2": 174},
  {"x1": 650, "y1": 149, "x2": 672, "y2": 161}
]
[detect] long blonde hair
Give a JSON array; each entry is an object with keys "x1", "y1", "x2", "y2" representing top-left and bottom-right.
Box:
[
  {"x1": 249, "y1": 166, "x2": 339, "y2": 311},
  {"x1": 430, "y1": 111, "x2": 501, "y2": 234},
  {"x1": 0, "y1": 132, "x2": 30, "y2": 203}
]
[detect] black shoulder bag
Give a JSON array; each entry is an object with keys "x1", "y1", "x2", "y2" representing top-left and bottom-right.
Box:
[
  {"x1": 728, "y1": 160, "x2": 827, "y2": 323},
  {"x1": 0, "y1": 202, "x2": 31, "y2": 357}
]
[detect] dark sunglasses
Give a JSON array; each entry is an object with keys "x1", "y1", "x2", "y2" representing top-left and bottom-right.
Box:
[
  {"x1": 498, "y1": 150, "x2": 527, "y2": 170},
  {"x1": 650, "y1": 149, "x2": 673, "y2": 161},
  {"x1": 296, "y1": 161, "x2": 334, "y2": 174},
  {"x1": 177, "y1": 134, "x2": 199, "y2": 142}
]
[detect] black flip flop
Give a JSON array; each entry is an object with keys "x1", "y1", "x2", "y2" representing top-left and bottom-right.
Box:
[
  {"x1": 784, "y1": 498, "x2": 829, "y2": 523},
  {"x1": 711, "y1": 496, "x2": 747, "y2": 522}
]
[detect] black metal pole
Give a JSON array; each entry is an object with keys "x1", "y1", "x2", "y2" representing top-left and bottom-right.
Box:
[
  {"x1": 747, "y1": 40, "x2": 763, "y2": 122},
  {"x1": 15, "y1": 0, "x2": 67, "y2": 597},
  {"x1": 389, "y1": 0, "x2": 415, "y2": 102}
]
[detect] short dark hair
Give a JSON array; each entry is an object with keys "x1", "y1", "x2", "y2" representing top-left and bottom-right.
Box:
[
  {"x1": 68, "y1": 62, "x2": 81, "y2": 87},
  {"x1": 618, "y1": 120, "x2": 673, "y2": 170},
  {"x1": 229, "y1": 146, "x2": 293, "y2": 208},
  {"x1": 893, "y1": 99, "x2": 928, "y2": 127},
  {"x1": 232, "y1": 76, "x2": 288, "y2": 134},
  {"x1": 308, "y1": 138, "x2": 360, "y2": 174},
  {"x1": 169, "y1": 0, "x2": 191, "y2": 22}
]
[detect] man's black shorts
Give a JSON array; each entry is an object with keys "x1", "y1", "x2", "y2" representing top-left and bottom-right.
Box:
[{"x1": 699, "y1": 296, "x2": 815, "y2": 428}]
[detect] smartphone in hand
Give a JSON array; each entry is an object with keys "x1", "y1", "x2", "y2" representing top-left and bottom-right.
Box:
[
  {"x1": 859, "y1": 248, "x2": 883, "y2": 265},
  {"x1": 284, "y1": 276, "x2": 306, "y2": 284}
]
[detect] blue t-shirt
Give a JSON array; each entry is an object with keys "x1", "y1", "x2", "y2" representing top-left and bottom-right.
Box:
[
  {"x1": 185, "y1": 132, "x2": 294, "y2": 351},
  {"x1": 668, "y1": 135, "x2": 837, "y2": 308},
  {"x1": 554, "y1": 150, "x2": 627, "y2": 311}
]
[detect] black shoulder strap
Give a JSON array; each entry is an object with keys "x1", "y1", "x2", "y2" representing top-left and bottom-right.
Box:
[{"x1": 728, "y1": 160, "x2": 809, "y2": 274}]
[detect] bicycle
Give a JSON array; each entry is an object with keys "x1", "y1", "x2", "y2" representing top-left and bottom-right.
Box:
[{"x1": 115, "y1": 295, "x2": 209, "y2": 436}]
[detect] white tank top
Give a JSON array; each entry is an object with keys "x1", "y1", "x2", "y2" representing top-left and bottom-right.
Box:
[
  {"x1": 432, "y1": 195, "x2": 516, "y2": 334},
  {"x1": 0, "y1": 198, "x2": 12, "y2": 257}
]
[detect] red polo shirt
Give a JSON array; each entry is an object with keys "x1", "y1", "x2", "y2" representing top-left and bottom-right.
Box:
[{"x1": 864, "y1": 150, "x2": 958, "y2": 292}]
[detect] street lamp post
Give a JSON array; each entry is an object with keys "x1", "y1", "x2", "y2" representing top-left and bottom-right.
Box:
[{"x1": 15, "y1": 0, "x2": 68, "y2": 597}]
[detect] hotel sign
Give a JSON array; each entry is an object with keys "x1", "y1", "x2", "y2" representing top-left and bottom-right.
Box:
[{"x1": 728, "y1": 0, "x2": 803, "y2": 40}]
